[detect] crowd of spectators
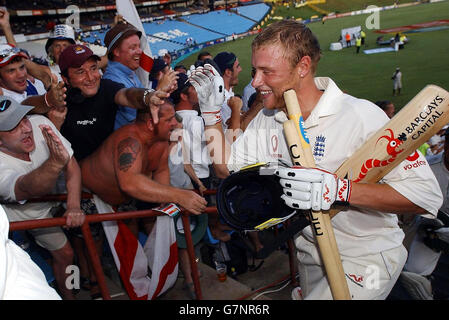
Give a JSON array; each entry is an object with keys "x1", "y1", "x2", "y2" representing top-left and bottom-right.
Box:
[
  {"x1": 0, "y1": 4, "x2": 265, "y2": 299},
  {"x1": 0, "y1": 3, "x2": 447, "y2": 302}
]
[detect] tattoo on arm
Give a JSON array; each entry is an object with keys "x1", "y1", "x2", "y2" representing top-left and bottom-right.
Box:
[{"x1": 117, "y1": 137, "x2": 141, "y2": 172}]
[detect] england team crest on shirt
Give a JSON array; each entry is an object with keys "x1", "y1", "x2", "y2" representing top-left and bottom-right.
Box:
[{"x1": 313, "y1": 135, "x2": 326, "y2": 161}]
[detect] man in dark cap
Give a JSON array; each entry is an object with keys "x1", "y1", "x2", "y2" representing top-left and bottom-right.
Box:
[
  {"x1": 103, "y1": 23, "x2": 178, "y2": 130},
  {"x1": 213, "y1": 51, "x2": 242, "y2": 131},
  {"x1": 149, "y1": 57, "x2": 170, "y2": 90},
  {"x1": 57, "y1": 43, "x2": 168, "y2": 162}
]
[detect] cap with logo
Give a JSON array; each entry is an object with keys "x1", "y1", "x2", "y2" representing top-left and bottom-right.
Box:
[
  {"x1": 58, "y1": 44, "x2": 100, "y2": 74},
  {"x1": 0, "y1": 44, "x2": 28, "y2": 67},
  {"x1": 0, "y1": 96, "x2": 34, "y2": 131},
  {"x1": 104, "y1": 23, "x2": 142, "y2": 54},
  {"x1": 45, "y1": 24, "x2": 76, "y2": 54}
]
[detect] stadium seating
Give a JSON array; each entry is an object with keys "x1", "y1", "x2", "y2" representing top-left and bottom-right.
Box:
[
  {"x1": 235, "y1": 3, "x2": 270, "y2": 22},
  {"x1": 5, "y1": 1, "x2": 271, "y2": 58},
  {"x1": 147, "y1": 36, "x2": 185, "y2": 55},
  {"x1": 143, "y1": 19, "x2": 224, "y2": 46},
  {"x1": 81, "y1": 30, "x2": 107, "y2": 46},
  {"x1": 80, "y1": 3, "x2": 269, "y2": 56},
  {"x1": 185, "y1": 10, "x2": 255, "y2": 35}
]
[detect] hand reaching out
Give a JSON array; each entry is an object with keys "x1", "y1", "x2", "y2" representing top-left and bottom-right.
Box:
[
  {"x1": 0, "y1": 7, "x2": 11, "y2": 29},
  {"x1": 46, "y1": 73, "x2": 67, "y2": 109},
  {"x1": 145, "y1": 89, "x2": 170, "y2": 124},
  {"x1": 178, "y1": 190, "x2": 207, "y2": 215},
  {"x1": 39, "y1": 124, "x2": 70, "y2": 170},
  {"x1": 156, "y1": 69, "x2": 178, "y2": 94}
]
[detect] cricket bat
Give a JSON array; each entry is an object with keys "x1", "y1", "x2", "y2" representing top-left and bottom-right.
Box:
[
  {"x1": 283, "y1": 90, "x2": 351, "y2": 300},
  {"x1": 330, "y1": 84, "x2": 449, "y2": 218}
]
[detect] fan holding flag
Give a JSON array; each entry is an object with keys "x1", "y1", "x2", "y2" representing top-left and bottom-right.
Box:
[{"x1": 86, "y1": 0, "x2": 182, "y2": 300}]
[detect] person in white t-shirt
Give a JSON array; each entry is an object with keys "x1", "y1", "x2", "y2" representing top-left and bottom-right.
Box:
[
  {"x1": 0, "y1": 205, "x2": 61, "y2": 300},
  {"x1": 188, "y1": 20, "x2": 443, "y2": 300},
  {"x1": 0, "y1": 96, "x2": 85, "y2": 299},
  {"x1": 0, "y1": 8, "x2": 74, "y2": 86},
  {"x1": 172, "y1": 73, "x2": 211, "y2": 192},
  {"x1": 171, "y1": 72, "x2": 236, "y2": 242},
  {"x1": 0, "y1": 44, "x2": 67, "y2": 128}
]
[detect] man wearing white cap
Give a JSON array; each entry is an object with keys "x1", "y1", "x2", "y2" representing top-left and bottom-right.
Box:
[
  {"x1": 0, "y1": 43, "x2": 66, "y2": 117},
  {"x1": 0, "y1": 8, "x2": 75, "y2": 85},
  {"x1": 0, "y1": 96, "x2": 84, "y2": 299}
]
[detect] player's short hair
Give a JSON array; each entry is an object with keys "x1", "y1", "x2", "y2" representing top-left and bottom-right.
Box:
[
  {"x1": 375, "y1": 100, "x2": 392, "y2": 111},
  {"x1": 197, "y1": 51, "x2": 211, "y2": 61},
  {"x1": 252, "y1": 20, "x2": 321, "y2": 73}
]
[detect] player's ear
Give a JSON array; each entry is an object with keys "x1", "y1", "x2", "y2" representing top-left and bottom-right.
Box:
[
  {"x1": 297, "y1": 55, "x2": 312, "y2": 78},
  {"x1": 224, "y1": 68, "x2": 232, "y2": 78},
  {"x1": 146, "y1": 118, "x2": 154, "y2": 131}
]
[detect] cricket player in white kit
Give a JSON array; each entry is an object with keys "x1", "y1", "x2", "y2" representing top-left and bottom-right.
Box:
[{"x1": 188, "y1": 20, "x2": 443, "y2": 300}]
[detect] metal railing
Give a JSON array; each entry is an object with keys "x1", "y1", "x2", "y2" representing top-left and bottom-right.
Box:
[{"x1": 8, "y1": 191, "x2": 218, "y2": 300}]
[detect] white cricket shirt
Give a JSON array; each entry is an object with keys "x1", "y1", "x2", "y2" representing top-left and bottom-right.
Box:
[{"x1": 228, "y1": 77, "x2": 443, "y2": 257}]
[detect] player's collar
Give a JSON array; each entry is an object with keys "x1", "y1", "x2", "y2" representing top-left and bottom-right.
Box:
[{"x1": 304, "y1": 77, "x2": 344, "y2": 128}]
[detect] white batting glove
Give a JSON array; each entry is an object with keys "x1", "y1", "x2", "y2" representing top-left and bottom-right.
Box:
[
  {"x1": 188, "y1": 64, "x2": 225, "y2": 126},
  {"x1": 275, "y1": 166, "x2": 352, "y2": 211}
]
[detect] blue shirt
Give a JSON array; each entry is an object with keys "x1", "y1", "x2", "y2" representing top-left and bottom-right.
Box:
[
  {"x1": 103, "y1": 61, "x2": 144, "y2": 130},
  {"x1": 25, "y1": 80, "x2": 38, "y2": 96}
]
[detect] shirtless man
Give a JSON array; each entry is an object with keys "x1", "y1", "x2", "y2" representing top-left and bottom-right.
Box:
[{"x1": 80, "y1": 101, "x2": 207, "y2": 234}]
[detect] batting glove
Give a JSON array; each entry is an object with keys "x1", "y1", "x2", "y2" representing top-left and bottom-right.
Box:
[
  {"x1": 275, "y1": 166, "x2": 352, "y2": 211},
  {"x1": 188, "y1": 64, "x2": 225, "y2": 126}
]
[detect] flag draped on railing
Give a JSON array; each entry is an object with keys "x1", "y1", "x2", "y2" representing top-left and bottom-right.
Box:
[{"x1": 93, "y1": 195, "x2": 178, "y2": 300}]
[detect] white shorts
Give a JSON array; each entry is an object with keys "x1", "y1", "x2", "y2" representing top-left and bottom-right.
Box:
[{"x1": 295, "y1": 236, "x2": 407, "y2": 300}]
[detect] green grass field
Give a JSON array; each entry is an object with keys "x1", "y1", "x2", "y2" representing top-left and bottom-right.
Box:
[
  {"x1": 179, "y1": 0, "x2": 449, "y2": 111},
  {"x1": 315, "y1": 0, "x2": 410, "y2": 13}
]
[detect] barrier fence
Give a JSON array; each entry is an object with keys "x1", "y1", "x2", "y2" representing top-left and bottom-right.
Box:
[
  {"x1": 8, "y1": 191, "x2": 218, "y2": 300},
  {"x1": 8, "y1": 189, "x2": 299, "y2": 300}
]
